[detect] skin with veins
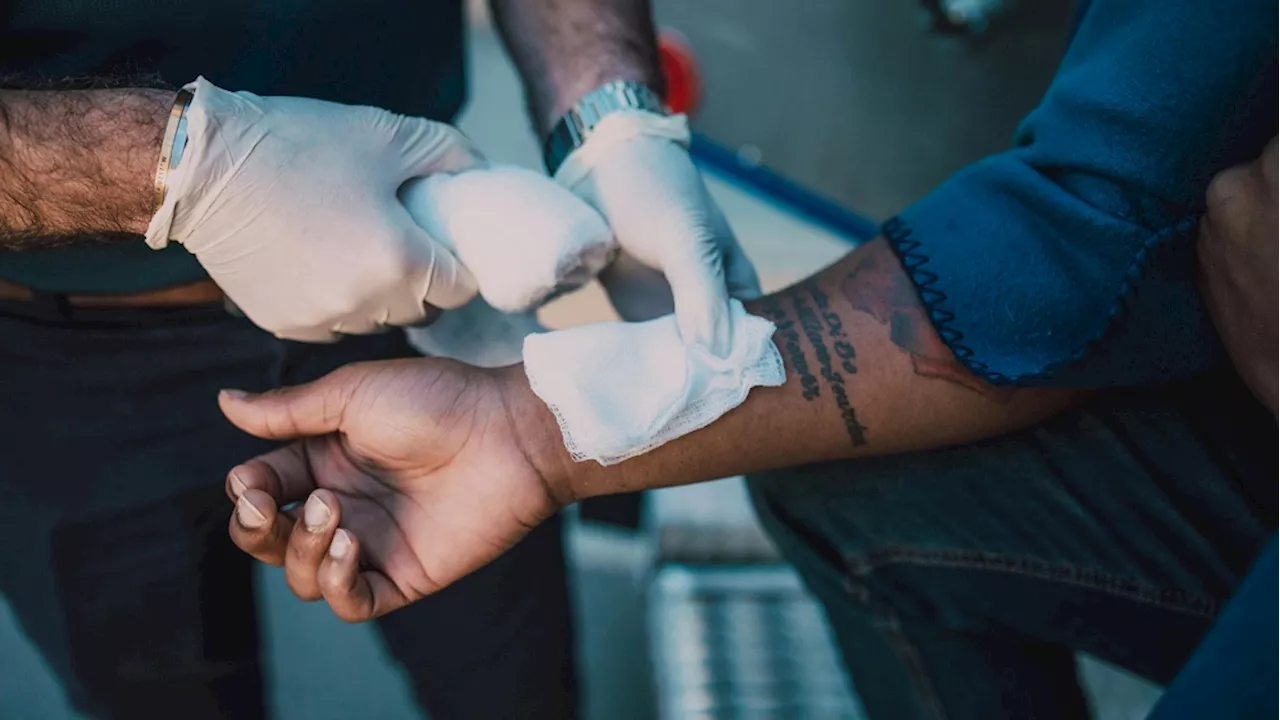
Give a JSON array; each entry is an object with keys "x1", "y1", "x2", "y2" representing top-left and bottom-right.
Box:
[{"x1": 841, "y1": 242, "x2": 1015, "y2": 404}]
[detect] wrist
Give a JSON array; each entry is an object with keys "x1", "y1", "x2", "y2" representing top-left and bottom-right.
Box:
[
  {"x1": 541, "y1": 80, "x2": 672, "y2": 177},
  {"x1": 97, "y1": 89, "x2": 173, "y2": 235},
  {"x1": 537, "y1": 68, "x2": 665, "y2": 138},
  {"x1": 495, "y1": 364, "x2": 586, "y2": 509}
]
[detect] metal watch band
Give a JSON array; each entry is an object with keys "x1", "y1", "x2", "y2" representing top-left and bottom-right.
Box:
[{"x1": 542, "y1": 80, "x2": 667, "y2": 175}]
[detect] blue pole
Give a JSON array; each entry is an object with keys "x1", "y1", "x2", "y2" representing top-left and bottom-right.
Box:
[{"x1": 688, "y1": 134, "x2": 881, "y2": 244}]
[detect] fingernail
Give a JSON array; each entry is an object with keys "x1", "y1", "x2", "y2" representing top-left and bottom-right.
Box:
[
  {"x1": 304, "y1": 493, "x2": 331, "y2": 531},
  {"x1": 220, "y1": 389, "x2": 248, "y2": 400},
  {"x1": 329, "y1": 529, "x2": 353, "y2": 560},
  {"x1": 228, "y1": 471, "x2": 247, "y2": 499},
  {"x1": 236, "y1": 495, "x2": 267, "y2": 529}
]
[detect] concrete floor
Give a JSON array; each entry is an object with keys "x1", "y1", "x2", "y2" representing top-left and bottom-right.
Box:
[{"x1": 0, "y1": 4, "x2": 1163, "y2": 719}]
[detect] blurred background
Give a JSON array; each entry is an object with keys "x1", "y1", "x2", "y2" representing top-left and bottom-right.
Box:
[{"x1": 0, "y1": 0, "x2": 1164, "y2": 717}]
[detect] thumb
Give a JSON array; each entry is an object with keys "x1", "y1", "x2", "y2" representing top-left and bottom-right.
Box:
[
  {"x1": 405, "y1": 222, "x2": 480, "y2": 312},
  {"x1": 219, "y1": 370, "x2": 359, "y2": 439},
  {"x1": 663, "y1": 238, "x2": 735, "y2": 353},
  {"x1": 393, "y1": 117, "x2": 487, "y2": 178}
]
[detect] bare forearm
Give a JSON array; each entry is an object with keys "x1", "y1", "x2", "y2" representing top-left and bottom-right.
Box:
[
  {"x1": 516, "y1": 238, "x2": 1083, "y2": 503},
  {"x1": 489, "y1": 0, "x2": 664, "y2": 136},
  {"x1": 0, "y1": 88, "x2": 170, "y2": 248}
]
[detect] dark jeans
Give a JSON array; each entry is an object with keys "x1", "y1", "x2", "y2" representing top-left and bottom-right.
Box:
[
  {"x1": 748, "y1": 371, "x2": 1276, "y2": 720},
  {"x1": 0, "y1": 300, "x2": 576, "y2": 720}
]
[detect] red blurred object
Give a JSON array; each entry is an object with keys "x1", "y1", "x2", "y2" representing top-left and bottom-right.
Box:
[{"x1": 658, "y1": 29, "x2": 702, "y2": 116}]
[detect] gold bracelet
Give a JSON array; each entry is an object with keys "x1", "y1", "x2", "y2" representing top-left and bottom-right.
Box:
[{"x1": 152, "y1": 88, "x2": 194, "y2": 213}]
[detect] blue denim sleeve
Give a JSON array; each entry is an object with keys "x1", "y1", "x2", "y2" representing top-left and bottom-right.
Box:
[{"x1": 887, "y1": 0, "x2": 1278, "y2": 387}]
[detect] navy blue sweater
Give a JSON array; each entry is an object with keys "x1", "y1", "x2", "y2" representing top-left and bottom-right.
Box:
[{"x1": 886, "y1": 0, "x2": 1277, "y2": 387}]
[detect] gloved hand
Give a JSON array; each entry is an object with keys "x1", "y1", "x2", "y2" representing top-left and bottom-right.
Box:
[
  {"x1": 554, "y1": 111, "x2": 760, "y2": 353},
  {"x1": 146, "y1": 76, "x2": 484, "y2": 342}
]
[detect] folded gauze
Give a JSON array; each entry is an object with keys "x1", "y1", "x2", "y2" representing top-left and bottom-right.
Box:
[
  {"x1": 400, "y1": 164, "x2": 617, "y2": 313},
  {"x1": 406, "y1": 295, "x2": 543, "y2": 369},
  {"x1": 524, "y1": 299, "x2": 785, "y2": 466}
]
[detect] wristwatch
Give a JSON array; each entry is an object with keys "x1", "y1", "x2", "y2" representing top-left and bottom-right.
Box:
[{"x1": 542, "y1": 80, "x2": 667, "y2": 176}]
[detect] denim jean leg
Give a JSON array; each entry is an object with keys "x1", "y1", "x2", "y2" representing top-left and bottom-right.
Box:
[
  {"x1": 747, "y1": 372, "x2": 1274, "y2": 720},
  {"x1": 0, "y1": 303, "x2": 282, "y2": 719}
]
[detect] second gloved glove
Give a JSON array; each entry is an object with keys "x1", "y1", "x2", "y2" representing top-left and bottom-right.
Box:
[
  {"x1": 147, "y1": 77, "x2": 485, "y2": 342},
  {"x1": 554, "y1": 111, "x2": 760, "y2": 356}
]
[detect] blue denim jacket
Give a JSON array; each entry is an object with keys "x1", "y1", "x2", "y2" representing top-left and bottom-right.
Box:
[{"x1": 1148, "y1": 535, "x2": 1278, "y2": 720}]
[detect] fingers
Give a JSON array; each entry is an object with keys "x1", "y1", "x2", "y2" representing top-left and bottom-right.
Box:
[
  {"x1": 228, "y1": 488, "x2": 294, "y2": 566},
  {"x1": 226, "y1": 440, "x2": 319, "y2": 504},
  {"x1": 395, "y1": 119, "x2": 487, "y2": 177},
  {"x1": 219, "y1": 370, "x2": 357, "y2": 439},
  {"x1": 226, "y1": 456, "x2": 412, "y2": 620},
  {"x1": 317, "y1": 530, "x2": 412, "y2": 622},
  {"x1": 395, "y1": 176, "x2": 480, "y2": 314},
  {"x1": 664, "y1": 245, "x2": 734, "y2": 352},
  {"x1": 283, "y1": 489, "x2": 341, "y2": 601},
  {"x1": 1206, "y1": 162, "x2": 1252, "y2": 215},
  {"x1": 226, "y1": 441, "x2": 318, "y2": 567},
  {"x1": 227, "y1": 482, "x2": 403, "y2": 618},
  {"x1": 406, "y1": 223, "x2": 481, "y2": 312},
  {"x1": 653, "y1": 180, "x2": 737, "y2": 351},
  {"x1": 1206, "y1": 139, "x2": 1277, "y2": 215}
]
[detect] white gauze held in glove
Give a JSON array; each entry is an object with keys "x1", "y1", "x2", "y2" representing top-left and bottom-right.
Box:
[
  {"x1": 525, "y1": 108, "x2": 782, "y2": 465},
  {"x1": 523, "y1": 300, "x2": 785, "y2": 466},
  {"x1": 406, "y1": 296, "x2": 544, "y2": 369},
  {"x1": 400, "y1": 165, "x2": 616, "y2": 314}
]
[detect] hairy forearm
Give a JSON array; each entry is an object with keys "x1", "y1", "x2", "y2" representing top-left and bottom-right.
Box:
[
  {"x1": 489, "y1": 0, "x2": 664, "y2": 136},
  {"x1": 0, "y1": 88, "x2": 170, "y2": 248},
  {"x1": 515, "y1": 238, "x2": 1083, "y2": 503}
]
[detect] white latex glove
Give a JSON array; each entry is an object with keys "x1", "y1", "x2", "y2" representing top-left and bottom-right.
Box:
[
  {"x1": 554, "y1": 111, "x2": 760, "y2": 354},
  {"x1": 146, "y1": 76, "x2": 484, "y2": 342}
]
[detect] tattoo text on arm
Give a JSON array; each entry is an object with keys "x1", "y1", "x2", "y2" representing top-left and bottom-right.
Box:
[{"x1": 761, "y1": 286, "x2": 869, "y2": 449}]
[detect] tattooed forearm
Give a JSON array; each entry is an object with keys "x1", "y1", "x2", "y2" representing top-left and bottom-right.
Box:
[
  {"x1": 792, "y1": 283, "x2": 868, "y2": 448},
  {"x1": 759, "y1": 295, "x2": 821, "y2": 400},
  {"x1": 762, "y1": 281, "x2": 869, "y2": 449},
  {"x1": 841, "y1": 241, "x2": 1015, "y2": 403},
  {"x1": 808, "y1": 281, "x2": 858, "y2": 375}
]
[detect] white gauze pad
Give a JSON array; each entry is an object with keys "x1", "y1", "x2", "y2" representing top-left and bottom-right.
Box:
[
  {"x1": 406, "y1": 295, "x2": 543, "y2": 368},
  {"x1": 523, "y1": 299, "x2": 785, "y2": 466},
  {"x1": 400, "y1": 164, "x2": 617, "y2": 314}
]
